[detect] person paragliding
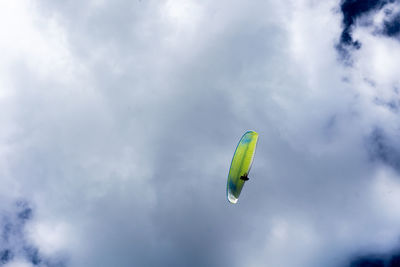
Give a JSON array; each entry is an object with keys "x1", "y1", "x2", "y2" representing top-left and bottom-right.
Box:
[{"x1": 226, "y1": 131, "x2": 259, "y2": 204}]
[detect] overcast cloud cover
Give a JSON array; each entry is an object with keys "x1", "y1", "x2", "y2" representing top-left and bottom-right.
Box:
[{"x1": 2, "y1": 0, "x2": 400, "y2": 266}]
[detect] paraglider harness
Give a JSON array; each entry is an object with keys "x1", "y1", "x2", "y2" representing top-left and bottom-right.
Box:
[{"x1": 240, "y1": 174, "x2": 249, "y2": 181}]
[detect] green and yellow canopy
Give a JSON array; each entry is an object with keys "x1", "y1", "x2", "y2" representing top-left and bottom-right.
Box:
[{"x1": 227, "y1": 131, "x2": 259, "y2": 204}]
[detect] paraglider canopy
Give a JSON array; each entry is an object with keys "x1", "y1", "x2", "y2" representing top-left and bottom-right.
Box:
[{"x1": 227, "y1": 131, "x2": 259, "y2": 204}]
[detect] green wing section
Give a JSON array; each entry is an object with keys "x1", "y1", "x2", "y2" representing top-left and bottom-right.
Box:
[{"x1": 227, "y1": 131, "x2": 259, "y2": 204}]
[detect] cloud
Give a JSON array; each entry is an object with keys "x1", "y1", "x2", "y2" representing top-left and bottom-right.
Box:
[
  {"x1": 2, "y1": 0, "x2": 400, "y2": 266},
  {"x1": 0, "y1": 200, "x2": 68, "y2": 267},
  {"x1": 339, "y1": 0, "x2": 388, "y2": 45},
  {"x1": 349, "y1": 249, "x2": 400, "y2": 266},
  {"x1": 336, "y1": 0, "x2": 400, "y2": 63},
  {"x1": 384, "y1": 13, "x2": 400, "y2": 36}
]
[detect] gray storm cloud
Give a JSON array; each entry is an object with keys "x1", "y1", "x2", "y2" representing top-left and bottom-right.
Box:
[{"x1": 1, "y1": 0, "x2": 400, "y2": 266}]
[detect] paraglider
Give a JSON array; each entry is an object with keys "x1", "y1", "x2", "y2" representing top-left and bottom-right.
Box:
[{"x1": 227, "y1": 131, "x2": 259, "y2": 204}]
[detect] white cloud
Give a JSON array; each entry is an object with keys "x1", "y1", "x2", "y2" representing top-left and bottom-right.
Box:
[
  {"x1": 3, "y1": 260, "x2": 34, "y2": 267},
  {"x1": 2, "y1": 0, "x2": 400, "y2": 266},
  {"x1": 26, "y1": 221, "x2": 72, "y2": 256}
]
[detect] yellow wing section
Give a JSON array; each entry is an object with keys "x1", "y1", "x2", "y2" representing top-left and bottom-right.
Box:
[{"x1": 227, "y1": 131, "x2": 259, "y2": 204}]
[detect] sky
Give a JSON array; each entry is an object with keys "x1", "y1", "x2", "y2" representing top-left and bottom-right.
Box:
[{"x1": 1, "y1": 0, "x2": 400, "y2": 266}]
